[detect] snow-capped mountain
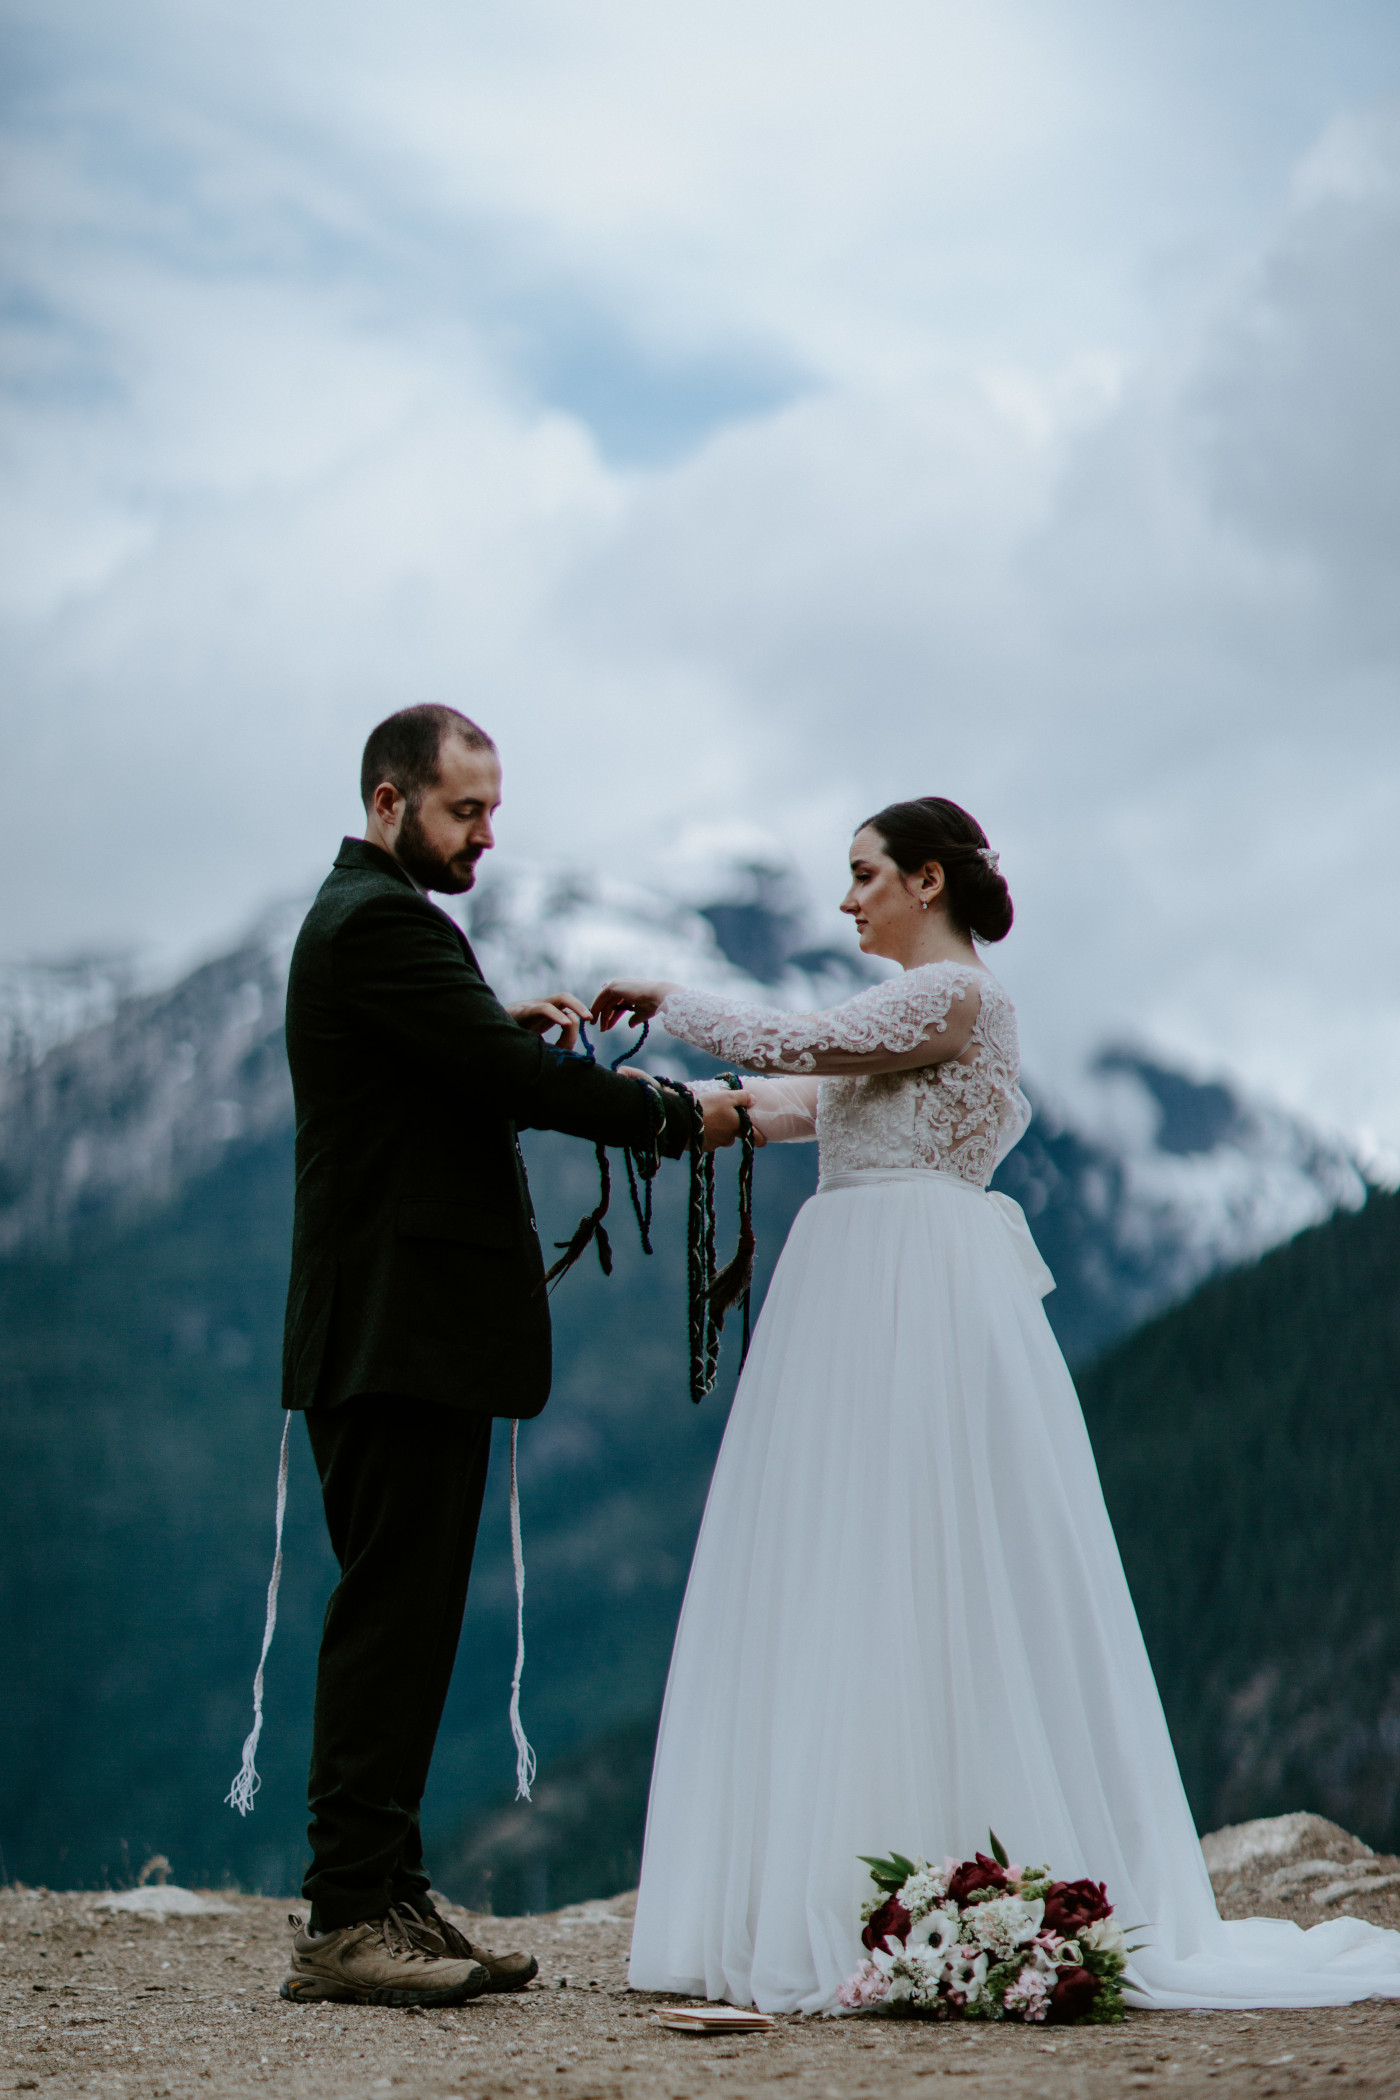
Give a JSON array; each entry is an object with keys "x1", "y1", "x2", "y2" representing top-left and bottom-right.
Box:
[
  {"x1": 0, "y1": 861, "x2": 863, "y2": 1258},
  {"x1": 0, "y1": 908, "x2": 301, "y2": 1255},
  {"x1": 0, "y1": 859, "x2": 1369, "y2": 1354},
  {"x1": 996, "y1": 1053, "x2": 1366, "y2": 1360}
]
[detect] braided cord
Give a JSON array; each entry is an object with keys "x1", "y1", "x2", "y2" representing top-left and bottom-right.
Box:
[
  {"x1": 611, "y1": 1020, "x2": 657, "y2": 1254},
  {"x1": 683, "y1": 1073, "x2": 757, "y2": 1403},
  {"x1": 533, "y1": 1020, "x2": 756, "y2": 1405},
  {"x1": 735, "y1": 1091, "x2": 755, "y2": 1367},
  {"x1": 684, "y1": 1143, "x2": 716, "y2": 1402},
  {"x1": 541, "y1": 1019, "x2": 656, "y2": 1291}
]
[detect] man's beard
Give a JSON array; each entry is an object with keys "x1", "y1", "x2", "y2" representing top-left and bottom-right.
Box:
[{"x1": 394, "y1": 799, "x2": 483, "y2": 895}]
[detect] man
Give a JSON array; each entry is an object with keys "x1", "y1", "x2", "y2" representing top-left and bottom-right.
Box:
[{"x1": 280, "y1": 704, "x2": 746, "y2": 2008}]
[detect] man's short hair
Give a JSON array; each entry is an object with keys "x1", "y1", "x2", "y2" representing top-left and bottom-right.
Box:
[{"x1": 360, "y1": 705, "x2": 496, "y2": 809}]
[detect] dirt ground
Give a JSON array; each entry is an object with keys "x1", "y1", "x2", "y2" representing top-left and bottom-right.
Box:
[{"x1": 5, "y1": 1867, "x2": 1400, "y2": 2100}]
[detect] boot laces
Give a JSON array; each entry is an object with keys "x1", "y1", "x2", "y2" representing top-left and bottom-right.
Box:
[
  {"x1": 399, "y1": 1903, "x2": 480, "y2": 1962},
  {"x1": 379, "y1": 1905, "x2": 430, "y2": 1961}
]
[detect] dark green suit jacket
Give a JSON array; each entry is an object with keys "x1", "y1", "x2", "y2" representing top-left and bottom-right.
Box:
[{"x1": 281, "y1": 839, "x2": 692, "y2": 1417}]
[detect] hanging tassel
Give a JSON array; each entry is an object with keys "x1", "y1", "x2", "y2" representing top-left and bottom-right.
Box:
[
  {"x1": 508, "y1": 1420, "x2": 537, "y2": 1802},
  {"x1": 705, "y1": 1213, "x2": 756, "y2": 1321},
  {"x1": 226, "y1": 1413, "x2": 292, "y2": 1816},
  {"x1": 541, "y1": 1143, "x2": 613, "y2": 1290}
]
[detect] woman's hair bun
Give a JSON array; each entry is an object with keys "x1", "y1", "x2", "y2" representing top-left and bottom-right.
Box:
[{"x1": 858, "y1": 796, "x2": 1013, "y2": 943}]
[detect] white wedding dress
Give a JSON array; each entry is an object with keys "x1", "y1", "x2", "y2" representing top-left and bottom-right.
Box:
[{"x1": 627, "y1": 962, "x2": 1400, "y2": 2014}]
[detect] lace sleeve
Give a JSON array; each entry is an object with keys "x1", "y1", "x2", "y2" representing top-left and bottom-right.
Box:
[
  {"x1": 657, "y1": 966, "x2": 982, "y2": 1075},
  {"x1": 686, "y1": 1075, "x2": 819, "y2": 1141},
  {"x1": 747, "y1": 1075, "x2": 820, "y2": 1142}
]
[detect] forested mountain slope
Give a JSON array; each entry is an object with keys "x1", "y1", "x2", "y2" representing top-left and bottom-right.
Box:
[{"x1": 1078, "y1": 1184, "x2": 1400, "y2": 1853}]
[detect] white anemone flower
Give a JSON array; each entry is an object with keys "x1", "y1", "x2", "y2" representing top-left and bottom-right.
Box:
[
  {"x1": 906, "y1": 1905, "x2": 960, "y2": 1956},
  {"x1": 870, "y1": 1948, "x2": 913, "y2": 2004},
  {"x1": 943, "y1": 1949, "x2": 989, "y2": 2003}
]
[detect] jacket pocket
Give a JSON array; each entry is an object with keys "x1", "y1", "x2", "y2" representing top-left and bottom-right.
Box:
[{"x1": 396, "y1": 1199, "x2": 516, "y2": 1248}]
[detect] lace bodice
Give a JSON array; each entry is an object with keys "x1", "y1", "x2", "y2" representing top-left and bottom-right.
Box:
[{"x1": 660, "y1": 964, "x2": 1031, "y2": 1187}]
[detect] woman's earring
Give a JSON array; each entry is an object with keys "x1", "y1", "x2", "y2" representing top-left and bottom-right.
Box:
[{"x1": 921, "y1": 895, "x2": 931, "y2": 910}]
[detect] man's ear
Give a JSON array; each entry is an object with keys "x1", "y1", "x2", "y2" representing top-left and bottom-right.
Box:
[{"x1": 371, "y1": 781, "x2": 404, "y2": 829}]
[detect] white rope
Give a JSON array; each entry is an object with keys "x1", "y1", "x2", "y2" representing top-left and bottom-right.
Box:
[
  {"x1": 226, "y1": 1413, "x2": 292, "y2": 1816},
  {"x1": 508, "y1": 1419, "x2": 536, "y2": 1802}
]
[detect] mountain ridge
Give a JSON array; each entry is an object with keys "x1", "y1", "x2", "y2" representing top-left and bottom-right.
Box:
[{"x1": 0, "y1": 859, "x2": 1366, "y2": 1356}]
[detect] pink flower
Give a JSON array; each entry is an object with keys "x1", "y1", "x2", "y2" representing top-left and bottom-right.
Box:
[
  {"x1": 1003, "y1": 1968, "x2": 1050, "y2": 2022},
  {"x1": 837, "y1": 1960, "x2": 892, "y2": 2010}
]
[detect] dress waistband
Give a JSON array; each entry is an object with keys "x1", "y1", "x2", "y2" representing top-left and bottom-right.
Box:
[
  {"x1": 819, "y1": 1166, "x2": 984, "y2": 1194},
  {"x1": 816, "y1": 1166, "x2": 1055, "y2": 1299}
]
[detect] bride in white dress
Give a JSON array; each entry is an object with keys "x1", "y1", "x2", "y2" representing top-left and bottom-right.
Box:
[{"x1": 593, "y1": 796, "x2": 1400, "y2": 2017}]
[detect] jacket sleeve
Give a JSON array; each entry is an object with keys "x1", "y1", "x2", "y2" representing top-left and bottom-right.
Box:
[{"x1": 331, "y1": 891, "x2": 694, "y2": 1155}]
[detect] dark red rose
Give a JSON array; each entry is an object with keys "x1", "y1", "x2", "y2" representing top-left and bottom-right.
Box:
[
  {"x1": 945, "y1": 1853, "x2": 1009, "y2": 1906},
  {"x1": 861, "y1": 1896, "x2": 911, "y2": 1953},
  {"x1": 1041, "y1": 1878, "x2": 1112, "y2": 1937},
  {"x1": 1047, "y1": 1966, "x2": 1101, "y2": 2024}
]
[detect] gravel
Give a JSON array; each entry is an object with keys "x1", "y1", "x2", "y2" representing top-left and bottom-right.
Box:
[{"x1": 5, "y1": 1877, "x2": 1400, "y2": 2099}]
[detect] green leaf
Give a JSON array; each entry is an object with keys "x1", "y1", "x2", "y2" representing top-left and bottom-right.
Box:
[
  {"x1": 857, "y1": 1854, "x2": 909, "y2": 1893},
  {"x1": 988, "y1": 1829, "x2": 1010, "y2": 1869}
]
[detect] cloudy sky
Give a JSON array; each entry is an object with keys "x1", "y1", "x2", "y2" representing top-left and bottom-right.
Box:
[{"x1": 3, "y1": 0, "x2": 1399, "y2": 1150}]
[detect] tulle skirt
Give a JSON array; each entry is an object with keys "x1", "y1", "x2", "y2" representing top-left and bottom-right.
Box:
[{"x1": 627, "y1": 1168, "x2": 1400, "y2": 2013}]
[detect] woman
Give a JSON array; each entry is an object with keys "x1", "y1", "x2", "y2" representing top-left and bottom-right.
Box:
[{"x1": 593, "y1": 797, "x2": 1400, "y2": 2016}]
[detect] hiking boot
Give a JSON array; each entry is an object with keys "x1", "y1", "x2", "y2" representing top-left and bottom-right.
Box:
[
  {"x1": 402, "y1": 1902, "x2": 539, "y2": 1992},
  {"x1": 280, "y1": 1905, "x2": 490, "y2": 2006}
]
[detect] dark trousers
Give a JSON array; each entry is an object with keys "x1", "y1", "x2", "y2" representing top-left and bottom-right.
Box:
[{"x1": 301, "y1": 1394, "x2": 492, "y2": 1931}]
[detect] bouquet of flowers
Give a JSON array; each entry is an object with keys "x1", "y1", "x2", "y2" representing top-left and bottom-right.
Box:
[{"x1": 836, "y1": 1833, "x2": 1134, "y2": 2025}]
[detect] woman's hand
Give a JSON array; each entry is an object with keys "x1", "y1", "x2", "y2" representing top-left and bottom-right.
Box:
[
  {"x1": 591, "y1": 979, "x2": 679, "y2": 1032},
  {"x1": 507, "y1": 991, "x2": 591, "y2": 1053},
  {"x1": 616, "y1": 1070, "x2": 766, "y2": 1151}
]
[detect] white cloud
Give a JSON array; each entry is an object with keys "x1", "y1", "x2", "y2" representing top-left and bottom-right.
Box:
[{"x1": 2, "y1": 3, "x2": 1399, "y2": 1141}]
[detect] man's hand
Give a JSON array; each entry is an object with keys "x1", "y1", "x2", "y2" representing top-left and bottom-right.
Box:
[
  {"x1": 507, "y1": 992, "x2": 591, "y2": 1053},
  {"x1": 616, "y1": 1068, "x2": 765, "y2": 1153},
  {"x1": 591, "y1": 979, "x2": 679, "y2": 1032},
  {"x1": 697, "y1": 1087, "x2": 764, "y2": 1153}
]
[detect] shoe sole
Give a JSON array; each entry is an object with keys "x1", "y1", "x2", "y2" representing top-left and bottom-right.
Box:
[{"x1": 281, "y1": 1970, "x2": 489, "y2": 2008}]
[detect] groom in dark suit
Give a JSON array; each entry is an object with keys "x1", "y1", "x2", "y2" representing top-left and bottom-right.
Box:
[{"x1": 280, "y1": 704, "x2": 745, "y2": 2008}]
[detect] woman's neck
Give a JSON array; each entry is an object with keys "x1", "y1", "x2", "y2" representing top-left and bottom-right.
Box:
[{"x1": 885, "y1": 917, "x2": 983, "y2": 974}]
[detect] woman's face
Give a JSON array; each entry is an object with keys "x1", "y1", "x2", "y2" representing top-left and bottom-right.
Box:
[{"x1": 840, "y1": 824, "x2": 941, "y2": 956}]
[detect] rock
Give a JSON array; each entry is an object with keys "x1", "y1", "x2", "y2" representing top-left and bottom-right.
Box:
[
  {"x1": 1265, "y1": 1859, "x2": 1375, "y2": 1895},
  {"x1": 1200, "y1": 1813, "x2": 1374, "y2": 1879},
  {"x1": 1310, "y1": 1875, "x2": 1400, "y2": 1907},
  {"x1": 91, "y1": 1886, "x2": 234, "y2": 1917}
]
